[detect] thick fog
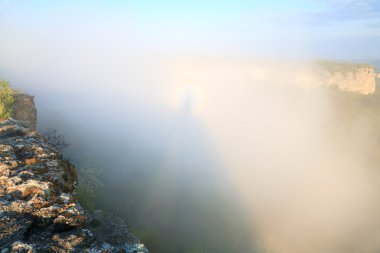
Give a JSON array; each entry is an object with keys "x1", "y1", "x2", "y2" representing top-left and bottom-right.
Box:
[
  {"x1": 2, "y1": 1, "x2": 380, "y2": 252},
  {"x1": 3, "y1": 57, "x2": 380, "y2": 252}
]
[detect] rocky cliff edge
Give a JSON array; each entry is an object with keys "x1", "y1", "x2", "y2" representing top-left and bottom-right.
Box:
[{"x1": 0, "y1": 118, "x2": 148, "y2": 251}]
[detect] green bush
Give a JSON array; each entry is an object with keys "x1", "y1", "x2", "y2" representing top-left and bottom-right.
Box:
[
  {"x1": 187, "y1": 243, "x2": 206, "y2": 253},
  {"x1": 76, "y1": 162, "x2": 103, "y2": 210},
  {"x1": 0, "y1": 80, "x2": 15, "y2": 119}
]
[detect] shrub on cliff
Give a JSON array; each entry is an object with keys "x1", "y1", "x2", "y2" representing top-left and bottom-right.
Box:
[
  {"x1": 43, "y1": 128, "x2": 71, "y2": 151},
  {"x1": 76, "y1": 162, "x2": 103, "y2": 210},
  {"x1": 41, "y1": 128, "x2": 101, "y2": 210},
  {"x1": 187, "y1": 243, "x2": 206, "y2": 253},
  {"x1": 0, "y1": 80, "x2": 15, "y2": 119}
]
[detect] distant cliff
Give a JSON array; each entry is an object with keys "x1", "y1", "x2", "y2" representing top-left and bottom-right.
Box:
[
  {"x1": 312, "y1": 61, "x2": 378, "y2": 95},
  {"x1": 0, "y1": 94, "x2": 148, "y2": 252},
  {"x1": 248, "y1": 60, "x2": 379, "y2": 95}
]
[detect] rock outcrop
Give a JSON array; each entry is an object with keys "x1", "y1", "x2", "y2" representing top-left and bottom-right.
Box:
[
  {"x1": 248, "y1": 60, "x2": 379, "y2": 95},
  {"x1": 312, "y1": 61, "x2": 378, "y2": 95},
  {"x1": 0, "y1": 119, "x2": 148, "y2": 252},
  {"x1": 11, "y1": 92, "x2": 37, "y2": 130}
]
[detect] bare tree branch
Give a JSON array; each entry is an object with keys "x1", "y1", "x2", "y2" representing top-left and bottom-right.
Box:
[{"x1": 43, "y1": 128, "x2": 71, "y2": 151}]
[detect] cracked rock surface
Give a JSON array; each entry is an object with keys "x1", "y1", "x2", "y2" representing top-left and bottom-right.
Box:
[{"x1": 0, "y1": 119, "x2": 148, "y2": 253}]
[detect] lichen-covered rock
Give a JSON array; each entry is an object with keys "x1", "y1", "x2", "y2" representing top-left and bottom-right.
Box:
[{"x1": 0, "y1": 119, "x2": 148, "y2": 253}]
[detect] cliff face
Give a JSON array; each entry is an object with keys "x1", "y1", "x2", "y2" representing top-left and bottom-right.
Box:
[
  {"x1": 0, "y1": 100, "x2": 148, "y2": 252},
  {"x1": 11, "y1": 93, "x2": 37, "y2": 130},
  {"x1": 248, "y1": 61, "x2": 378, "y2": 95},
  {"x1": 313, "y1": 61, "x2": 378, "y2": 95}
]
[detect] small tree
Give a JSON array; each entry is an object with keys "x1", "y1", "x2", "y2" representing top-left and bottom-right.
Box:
[
  {"x1": 41, "y1": 129, "x2": 102, "y2": 210},
  {"x1": 43, "y1": 128, "x2": 71, "y2": 151},
  {"x1": 0, "y1": 80, "x2": 15, "y2": 119}
]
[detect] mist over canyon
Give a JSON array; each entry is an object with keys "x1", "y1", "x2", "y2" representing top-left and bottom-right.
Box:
[{"x1": 2, "y1": 58, "x2": 380, "y2": 252}]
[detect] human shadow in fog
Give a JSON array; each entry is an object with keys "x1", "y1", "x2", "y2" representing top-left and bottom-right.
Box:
[
  {"x1": 99, "y1": 107, "x2": 253, "y2": 252},
  {"x1": 37, "y1": 94, "x2": 256, "y2": 253}
]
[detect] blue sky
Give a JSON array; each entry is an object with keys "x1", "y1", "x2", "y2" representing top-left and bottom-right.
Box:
[{"x1": 0, "y1": 0, "x2": 380, "y2": 59}]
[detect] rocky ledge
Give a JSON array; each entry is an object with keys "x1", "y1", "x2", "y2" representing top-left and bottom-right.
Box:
[{"x1": 0, "y1": 119, "x2": 148, "y2": 253}]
